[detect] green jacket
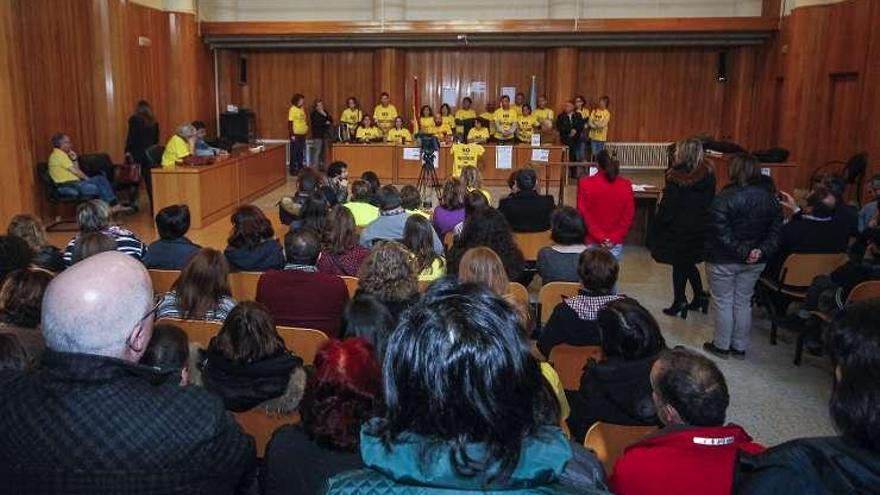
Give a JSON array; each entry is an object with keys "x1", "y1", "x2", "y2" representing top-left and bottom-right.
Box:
[{"x1": 325, "y1": 420, "x2": 610, "y2": 494}]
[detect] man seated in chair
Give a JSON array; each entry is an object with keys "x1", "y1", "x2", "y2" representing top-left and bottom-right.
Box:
[
  {"x1": 498, "y1": 168, "x2": 555, "y2": 232},
  {"x1": 360, "y1": 185, "x2": 443, "y2": 254},
  {"x1": 256, "y1": 228, "x2": 349, "y2": 337},
  {"x1": 610, "y1": 347, "x2": 764, "y2": 495},
  {"x1": 48, "y1": 133, "x2": 126, "y2": 213}
]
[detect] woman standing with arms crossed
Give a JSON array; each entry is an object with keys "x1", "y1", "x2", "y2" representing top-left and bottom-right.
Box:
[
  {"x1": 649, "y1": 138, "x2": 716, "y2": 318},
  {"x1": 125, "y1": 100, "x2": 159, "y2": 208},
  {"x1": 576, "y1": 150, "x2": 634, "y2": 260},
  {"x1": 703, "y1": 154, "x2": 782, "y2": 359},
  {"x1": 288, "y1": 93, "x2": 309, "y2": 174}
]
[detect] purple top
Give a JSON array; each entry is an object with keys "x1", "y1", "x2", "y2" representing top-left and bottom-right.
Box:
[{"x1": 432, "y1": 207, "x2": 465, "y2": 236}]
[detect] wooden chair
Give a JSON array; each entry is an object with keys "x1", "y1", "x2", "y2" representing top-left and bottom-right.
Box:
[
  {"x1": 230, "y1": 271, "x2": 263, "y2": 301},
  {"x1": 158, "y1": 318, "x2": 223, "y2": 347},
  {"x1": 340, "y1": 276, "x2": 359, "y2": 299},
  {"x1": 507, "y1": 282, "x2": 530, "y2": 310},
  {"x1": 233, "y1": 410, "x2": 301, "y2": 458},
  {"x1": 513, "y1": 231, "x2": 553, "y2": 261},
  {"x1": 583, "y1": 422, "x2": 659, "y2": 476},
  {"x1": 758, "y1": 252, "x2": 848, "y2": 344},
  {"x1": 547, "y1": 344, "x2": 604, "y2": 391},
  {"x1": 276, "y1": 326, "x2": 330, "y2": 366},
  {"x1": 798, "y1": 279, "x2": 880, "y2": 365},
  {"x1": 148, "y1": 269, "x2": 180, "y2": 295},
  {"x1": 538, "y1": 282, "x2": 580, "y2": 325}
]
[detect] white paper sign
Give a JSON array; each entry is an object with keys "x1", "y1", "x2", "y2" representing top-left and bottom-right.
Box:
[
  {"x1": 531, "y1": 149, "x2": 550, "y2": 162},
  {"x1": 433, "y1": 150, "x2": 440, "y2": 168},
  {"x1": 530, "y1": 134, "x2": 542, "y2": 147},
  {"x1": 496, "y1": 146, "x2": 513, "y2": 169},
  {"x1": 761, "y1": 167, "x2": 772, "y2": 177},
  {"x1": 589, "y1": 167, "x2": 598, "y2": 176},
  {"x1": 469, "y1": 81, "x2": 486, "y2": 94},
  {"x1": 441, "y1": 87, "x2": 457, "y2": 107},
  {"x1": 501, "y1": 86, "x2": 516, "y2": 103},
  {"x1": 402, "y1": 147, "x2": 420, "y2": 161}
]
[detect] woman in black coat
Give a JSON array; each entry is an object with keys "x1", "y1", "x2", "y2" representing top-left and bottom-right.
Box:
[
  {"x1": 124, "y1": 100, "x2": 160, "y2": 205},
  {"x1": 649, "y1": 138, "x2": 716, "y2": 318}
]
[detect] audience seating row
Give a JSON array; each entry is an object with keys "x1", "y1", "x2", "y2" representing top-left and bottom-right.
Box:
[
  {"x1": 442, "y1": 230, "x2": 554, "y2": 261},
  {"x1": 800, "y1": 279, "x2": 880, "y2": 365}
]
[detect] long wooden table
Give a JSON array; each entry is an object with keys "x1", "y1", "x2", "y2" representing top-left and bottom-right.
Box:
[
  {"x1": 331, "y1": 143, "x2": 567, "y2": 186},
  {"x1": 152, "y1": 144, "x2": 286, "y2": 228}
]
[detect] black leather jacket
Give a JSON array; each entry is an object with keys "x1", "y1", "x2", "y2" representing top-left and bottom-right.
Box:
[{"x1": 705, "y1": 183, "x2": 783, "y2": 264}]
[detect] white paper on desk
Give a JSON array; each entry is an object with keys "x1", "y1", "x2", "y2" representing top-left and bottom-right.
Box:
[
  {"x1": 531, "y1": 148, "x2": 550, "y2": 162},
  {"x1": 530, "y1": 134, "x2": 541, "y2": 147},
  {"x1": 761, "y1": 167, "x2": 772, "y2": 177},
  {"x1": 496, "y1": 146, "x2": 513, "y2": 169},
  {"x1": 501, "y1": 86, "x2": 516, "y2": 103},
  {"x1": 632, "y1": 184, "x2": 653, "y2": 192},
  {"x1": 589, "y1": 167, "x2": 598, "y2": 176},
  {"x1": 441, "y1": 87, "x2": 457, "y2": 107},
  {"x1": 402, "y1": 147, "x2": 420, "y2": 161}
]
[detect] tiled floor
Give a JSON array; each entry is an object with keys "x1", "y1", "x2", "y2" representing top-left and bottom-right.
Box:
[{"x1": 47, "y1": 179, "x2": 836, "y2": 447}]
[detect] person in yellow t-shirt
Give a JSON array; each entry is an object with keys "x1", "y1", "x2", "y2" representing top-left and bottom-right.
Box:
[
  {"x1": 47, "y1": 133, "x2": 122, "y2": 208},
  {"x1": 492, "y1": 95, "x2": 519, "y2": 143},
  {"x1": 454, "y1": 97, "x2": 477, "y2": 139},
  {"x1": 480, "y1": 101, "x2": 497, "y2": 137},
  {"x1": 516, "y1": 104, "x2": 538, "y2": 144},
  {"x1": 514, "y1": 92, "x2": 527, "y2": 116},
  {"x1": 467, "y1": 118, "x2": 490, "y2": 144},
  {"x1": 385, "y1": 116, "x2": 414, "y2": 144},
  {"x1": 532, "y1": 95, "x2": 555, "y2": 128},
  {"x1": 355, "y1": 115, "x2": 384, "y2": 143},
  {"x1": 417, "y1": 105, "x2": 435, "y2": 135},
  {"x1": 439, "y1": 104, "x2": 455, "y2": 133},
  {"x1": 432, "y1": 116, "x2": 453, "y2": 142},
  {"x1": 372, "y1": 92, "x2": 398, "y2": 134},
  {"x1": 287, "y1": 93, "x2": 309, "y2": 173},
  {"x1": 450, "y1": 141, "x2": 485, "y2": 177},
  {"x1": 339, "y1": 96, "x2": 363, "y2": 141},
  {"x1": 161, "y1": 123, "x2": 197, "y2": 169},
  {"x1": 588, "y1": 95, "x2": 612, "y2": 158}
]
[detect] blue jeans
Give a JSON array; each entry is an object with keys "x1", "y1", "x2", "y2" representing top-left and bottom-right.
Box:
[
  {"x1": 591, "y1": 140, "x2": 605, "y2": 158},
  {"x1": 74, "y1": 175, "x2": 117, "y2": 204}
]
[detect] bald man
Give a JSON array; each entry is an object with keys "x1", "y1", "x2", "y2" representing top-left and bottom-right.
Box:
[{"x1": 0, "y1": 252, "x2": 255, "y2": 493}]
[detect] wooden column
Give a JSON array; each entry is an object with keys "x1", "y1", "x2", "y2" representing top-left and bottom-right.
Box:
[
  {"x1": 373, "y1": 48, "x2": 405, "y2": 111},
  {"x1": 545, "y1": 48, "x2": 578, "y2": 113}
]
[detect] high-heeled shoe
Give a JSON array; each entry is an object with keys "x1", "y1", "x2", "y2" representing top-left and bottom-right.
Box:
[
  {"x1": 662, "y1": 302, "x2": 689, "y2": 319},
  {"x1": 687, "y1": 292, "x2": 710, "y2": 314}
]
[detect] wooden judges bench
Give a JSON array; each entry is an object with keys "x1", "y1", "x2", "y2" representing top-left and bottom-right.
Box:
[
  {"x1": 331, "y1": 143, "x2": 568, "y2": 187},
  {"x1": 152, "y1": 144, "x2": 287, "y2": 228}
]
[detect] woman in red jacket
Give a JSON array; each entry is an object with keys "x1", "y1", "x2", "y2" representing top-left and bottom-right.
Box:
[{"x1": 576, "y1": 150, "x2": 634, "y2": 260}]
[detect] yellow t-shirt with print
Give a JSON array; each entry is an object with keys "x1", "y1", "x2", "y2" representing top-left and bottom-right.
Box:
[
  {"x1": 385, "y1": 128, "x2": 413, "y2": 144},
  {"x1": 340, "y1": 108, "x2": 363, "y2": 131},
  {"x1": 441, "y1": 116, "x2": 455, "y2": 133},
  {"x1": 356, "y1": 126, "x2": 383, "y2": 142},
  {"x1": 577, "y1": 107, "x2": 590, "y2": 120},
  {"x1": 372, "y1": 104, "x2": 398, "y2": 131},
  {"x1": 48, "y1": 148, "x2": 79, "y2": 183},
  {"x1": 453, "y1": 108, "x2": 477, "y2": 135},
  {"x1": 417, "y1": 117, "x2": 436, "y2": 135},
  {"x1": 288, "y1": 105, "x2": 309, "y2": 135},
  {"x1": 467, "y1": 127, "x2": 490, "y2": 144},
  {"x1": 161, "y1": 134, "x2": 191, "y2": 169},
  {"x1": 450, "y1": 143, "x2": 485, "y2": 177},
  {"x1": 433, "y1": 123, "x2": 453, "y2": 140},
  {"x1": 533, "y1": 107, "x2": 555, "y2": 125},
  {"x1": 517, "y1": 114, "x2": 538, "y2": 142},
  {"x1": 588, "y1": 108, "x2": 611, "y2": 141},
  {"x1": 468, "y1": 187, "x2": 492, "y2": 203},
  {"x1": 493, "y1": 107, "x2": 519, "y2": 140}
]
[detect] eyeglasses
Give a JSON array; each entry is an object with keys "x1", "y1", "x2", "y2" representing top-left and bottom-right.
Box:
[{"x1": 140, "y1": 293, "x2": 163, "y2": 324}]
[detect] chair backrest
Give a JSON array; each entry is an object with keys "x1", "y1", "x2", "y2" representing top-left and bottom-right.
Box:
[
  {"x1": 145, "y1": 144, "x2": 165, "y2": 165},
  {"x1": 339, "y1": 276, "x2": 359, "y2": 299},
  {"x1": 507, "y1": 282, "x2": 530, "y2": 309},
  {"x1": 148, "y1": 269, "x2": 180, "y2": 295},
  {"x1": 443, "y1": 231, "x2": 455, "y2": 249},
  {"x1": 513, "y1": 230, "x2": 553, "y2": 261},
  {"x1": 583, "y1": 422, "x2": 660, "y2": 476},
  {"x1": 779, "y1": 253, "x2": 849, "y2": 288},
  {"x1": 233, "y1": 410, "x2": 301, "y2": 458},
  {"x1": 276, "y1": 326, "x2": 330, "y2": 366},
  {"x1": 158, "y1": 318, "x2": 223, "y2": 347},
  {"x1": 229, "y1": 271, "x2": 263, "y2": 301},
  {"x1": 538, "y1": 282, "x2": 581, "y2": 324},
  {"x1": 847, "y1": 280, "x2": 880, "y2": 304},
  {"x1": 547, "y1": 344, "x2": 604, "y2": 390}
]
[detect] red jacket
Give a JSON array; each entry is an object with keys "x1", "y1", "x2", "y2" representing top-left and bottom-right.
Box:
[
  {"x1": 610, "y1": 424, "x2": 765, "y2": 495},
  {"x1": 255, "y1": 269, "x2": 349, "y2": 337},
  {"x1": 576, "y1": 172, "x2": 635, "y2": 245}
]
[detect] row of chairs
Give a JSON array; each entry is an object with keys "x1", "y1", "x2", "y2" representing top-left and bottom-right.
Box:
[{"x1": 442, "y1": 230, "x2": 553, "y2": 261}]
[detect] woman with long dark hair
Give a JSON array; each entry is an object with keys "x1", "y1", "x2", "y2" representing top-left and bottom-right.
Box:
[
  {"x1": 317, "y1": 206, "x2": 370, "y2": 277},
  {"x1": 447, "y1": 207, "x2": 525, "y2": 283},
  {"x1": 0, "y1": 268, "x2": 53, "y2": 364},
  {"x1": 125, "y1": 100, "x2": 160, "y2": 204},
  {"x1": 156, "y1": 248, "x2": 236, "y2": 322},
  {"x1": 402, "y1": 215, "x2": 445, "y2": 281},
  {"x1": 432, "y1": 178, "x2": 467, "y2": 236},
  {"x1": 576, "y1": 149, "x2": 634, "y2": 260}
]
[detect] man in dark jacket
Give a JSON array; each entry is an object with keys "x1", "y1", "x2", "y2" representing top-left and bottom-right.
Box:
[
  {"x1": 556, "y1": 100, "x2": 585, "y2": 162},
  {"x1": 735, "y1": 301, "x2": 880, "y2": 494},
  {"x1": 498, "y1": 168, "x2": 556, "y2": 232},
  {"x1": 0, "y1": 252, "x2": 256, "y2": 494}
]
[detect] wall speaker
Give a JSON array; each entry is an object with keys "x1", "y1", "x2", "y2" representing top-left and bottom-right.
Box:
[
  {"x1": 717, "y1": 51, "x2": 728, "y2": 82},
  {"x1": 239, "y1": 56, "x2": 248, "y2": 85}
]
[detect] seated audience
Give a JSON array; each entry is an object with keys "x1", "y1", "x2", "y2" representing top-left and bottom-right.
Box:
[
  {"x1": 361, "y1": 185, "x2": 442, "y2": 253},
  {"x1": 140, "y1": 322, "x2": 189, "y2": 386},
  {"x1": 857, "y1": 174, "x2": 880, "y2": 232},
  {"x1": 0, "y1": 235, "x2": 32, "y2": 282},
  {"x1": 257, "y1": 228, "x2": 349, "y2": 335},
  {"x1": 0, "y1": 333, "x2": 29, "y2": 371},
  {"x1": 325, "y1": 284, "x2": 607, "y2": 494},
  {"x1": 6, "y1": 214, "x2": 64, "y2": 273},
  {"x1": 143, "y1": 204, "x2": 201, "y2": 269},
  {"x1": 360, "y1": 171, "x2": 381, "y2": 206},
  {"x1": 156, "y1": 248, "x2": 237, "y2": 322},
  {"x1": 453, "y1": 189, "x2": 491, "y2": 236},
  {"x1": 0, "y1": 268, "x2": 53, "y2": 366},
  {"x1": 577, "y1": 150, "x2": 634, "y2": 259},
  {"x1": 317, "y1": 206, "x2": 371, "y2": 277},
  {"x1": 458, "y1": 246, "x2": 527, "y2": 325},
  {"x1": 400, "y1": 184, "x2": 429, "y2": 217},
  {"x1": 823, "y1": 175, "x2": 859, "y2": 236},
  {"x1": 299, "y1": 191, "x2": 331, "y2": 232},
  {"x1": 344, "y1": 179, "x2": 380, "y2": 227},
  {"x1": 322, "y1": 161, "x2": 349, "y2": 206},
  {"x1": 610, "y1": 347, "x2": 764, "y2": 495},
  {"x1": 280, "y1": 169, "x2": 320, "y2": 226},
  {"x1": 567, "y1": 298, "x2": 666, "y2": 441},
  {"x1": 538, "y1": 206, "x2": 589, "y2": 283},
  {"x1": 71, "y1": 232, "x2": 118, "y2": 264},
  {"x1": 803, "y1": 228, "x2": 880, "y2": 319},
  {"x1": 432, "y1": 178, "x2": 467, "y2": 236},
  {"x1": 356, "y1": 241, "x2": 419, "y2": 322},
  {"x1": 403, "y1": 215, "x2": 446, "y2": 281},
  {"x1": 498, "y1": 168, "x2": 555, "y2": 232},
  {"x1": 447, "y1": 207, "x2": 525, "y2": 283},
  {"x1": 342, "y1": 293, "x2": 394, "y2": 355},
  {"x1": 460, "y1": 165, "x2": 491, "y2": 202},
  {"x1": 735, "y1": 300, "x2": 880, "y2": 493},
  {"x1": 47, "y1": 133, "x2": 124, "y2": 209},
  {"x1": 538, "y1": 248, "x2": 622, "y2": 358},
  {"x1": 265, "y1": 338, "x2": 381, "y2": 495},
  {"x1": 0, "y1": 252, "x2": 255, "y2": 491},
  {"x1": 63, "y1": 199, "x2": 146, "y2": 265},
  {"x1": 193, "y1": 301, "x2": 306, "y2": 413},
  {"x1": 224, "y1": 205, "x2": 285, "y2": 272}
]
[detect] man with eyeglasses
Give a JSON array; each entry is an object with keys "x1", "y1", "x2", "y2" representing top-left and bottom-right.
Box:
[{"x1": 0, "y1": 251, "x2": 256, "y2": 493}]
